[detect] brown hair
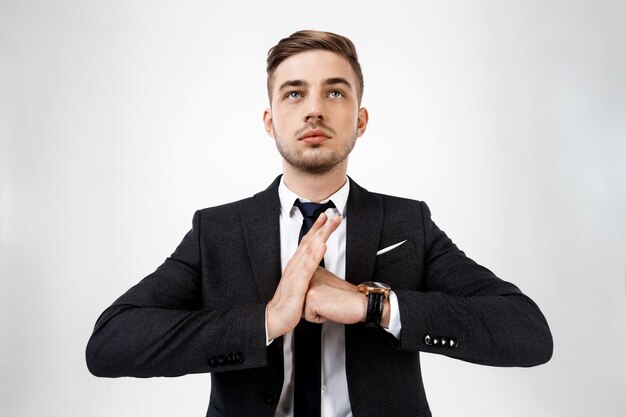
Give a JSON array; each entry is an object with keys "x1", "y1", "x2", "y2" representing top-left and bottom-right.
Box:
[{"x1": 266, "y1": 30, "x2": 364, "y2": 104}]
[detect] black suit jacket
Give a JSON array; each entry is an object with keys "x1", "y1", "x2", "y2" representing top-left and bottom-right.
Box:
[{"x1": 86, "y1": 176, "x2": 553, "y2": 417}]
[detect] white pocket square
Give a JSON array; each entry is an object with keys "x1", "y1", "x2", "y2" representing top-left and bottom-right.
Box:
[{"x1": 376, "y1": 240, "x2": 408, "y2": 256}]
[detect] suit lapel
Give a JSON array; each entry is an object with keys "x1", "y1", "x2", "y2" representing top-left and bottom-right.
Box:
[
  {"x1": 345, "y1": 177, "x2": 384, "y2": 285},
  {"x1": 240, "y1": 176, "x2": 283, "y2": 303}
]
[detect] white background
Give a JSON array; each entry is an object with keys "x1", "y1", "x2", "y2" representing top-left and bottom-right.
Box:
[{"x1": 1, "y1": 1, "x2": 625, "y2": 416}]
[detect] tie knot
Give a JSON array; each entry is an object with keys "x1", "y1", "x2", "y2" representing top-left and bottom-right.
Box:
[{"x1": 294, "y1": 200, "x2": 336, "y2": 220}]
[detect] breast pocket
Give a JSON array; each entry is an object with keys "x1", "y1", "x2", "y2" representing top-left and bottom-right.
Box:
[{"x1": 373, "y1": 238, "x2": 422, "y2": 289}]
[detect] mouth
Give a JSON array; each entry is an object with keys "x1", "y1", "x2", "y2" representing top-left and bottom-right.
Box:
[{"x1": 298, "y1": 129, "x2": 331, "y2": 145}]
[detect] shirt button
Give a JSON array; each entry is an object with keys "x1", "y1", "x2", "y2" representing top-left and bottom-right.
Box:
[{"x1": 321, "y1": 385, "x2": 327, "y2": 393}]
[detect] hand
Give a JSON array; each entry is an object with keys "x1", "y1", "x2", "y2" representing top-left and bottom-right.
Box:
[
  {"x1": 304, "y1": 269, "x2": 392, "y2": 328},
  {"x1": 266, "y1": 213, "x2": 341, "y2": 340},
  {"x1": 303, "y1": 268, "x2": 367, "y2": 325}
]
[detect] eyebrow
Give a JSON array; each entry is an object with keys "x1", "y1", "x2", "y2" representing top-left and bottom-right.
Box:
[
  {"x1": 278, "y1": 77, "x2": 353, "y2": 91},
  {"x1": 278, "y1": 80, "x2": 306, "y2": 91},
  {"x1": 324, "y1": 77, "x2": 352, "y2": 89}
]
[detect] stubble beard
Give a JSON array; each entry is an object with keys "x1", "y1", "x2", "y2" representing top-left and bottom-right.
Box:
[{"x1": 273, "y1": 126, "x2": 358, "y2": 175}]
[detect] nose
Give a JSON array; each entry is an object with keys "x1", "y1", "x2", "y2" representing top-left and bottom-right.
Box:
[{"x1": 303, "y1": 95, "x2": 324, "y2": 123}]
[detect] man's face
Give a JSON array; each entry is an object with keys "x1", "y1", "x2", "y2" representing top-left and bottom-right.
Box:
[{"x1": 263, "y1": 50, "x2": 368, "y2": 175}]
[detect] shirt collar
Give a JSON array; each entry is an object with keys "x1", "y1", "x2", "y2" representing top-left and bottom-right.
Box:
[{"x1": 278, "y1": 176, "x2": 350, "y2": 219}]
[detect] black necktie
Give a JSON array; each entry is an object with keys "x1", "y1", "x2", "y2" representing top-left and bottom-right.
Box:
[{"x1": 293, "y1": 200, "x2": 335, "y2": 417}]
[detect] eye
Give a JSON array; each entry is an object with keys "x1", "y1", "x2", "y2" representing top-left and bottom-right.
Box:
[
  {"x1": 286, "y1": 91, "x2": 302, "y2": 99},
  {"x1": 328, "y1": 90, "x2": 344, "y2": 98}
]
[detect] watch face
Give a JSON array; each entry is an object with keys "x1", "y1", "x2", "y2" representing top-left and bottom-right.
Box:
[{"x1": 362, "y1": 281, "x2": 390, "y2": 290}]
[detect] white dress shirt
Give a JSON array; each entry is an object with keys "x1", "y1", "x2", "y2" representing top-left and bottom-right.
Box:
[{"x1": 272, "y1": 177, "x2": 401, "y2": 417}]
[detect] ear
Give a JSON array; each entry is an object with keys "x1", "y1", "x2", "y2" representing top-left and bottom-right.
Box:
[
  {"x1": 356, "y1": 107, "x2": 369, "y2": 138},
  {"x1": 263, "y1": 108, "x2": 274, "y2": 138}
]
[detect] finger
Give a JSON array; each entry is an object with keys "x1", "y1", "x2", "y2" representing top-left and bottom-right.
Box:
[
  {"x1": 302, "y1": 212, "x2": 329, "y2": 238},
  {"x1": 287, "y1": 247, "x2": 326, "y2": 283},
  {"x1": 311, "y1": 214, "x2": 341, "y2": 243},
  {"x1": 288, "y1": 232, "x2": 327, "y2": 268},
  {"x1": 311, "y1": 316, "x2": 326, "y2": 324},
  {"x1": 282, "y1": 241, "x2": 327, "y2": 287},
  {"x1": 303, "y1": 307, "x2": 326, "y2": 323},
  {"x1": 291, "y1": 213, "x2": 333, "y2": 261},
  {"x1": 285, "y1": 215, "x2": 341, "y2": 282},
  {"x1": 301, "y1": 213, "x2": 341, "y2": 244}
]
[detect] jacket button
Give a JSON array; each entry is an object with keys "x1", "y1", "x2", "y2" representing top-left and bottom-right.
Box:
[
  {"x1": 441, "y1": 337, "x2": 448, "y2": 347},
  {"x1": 208, "y1": 356, "x2": 217, "y2": 367},
  {"x1": 225, "y1": 353, "x2": 234, "y2": 364},
  {"x1": 432, "y1": 337, "x2": 439, "y2": 346},
  {"x1": 424, "y1": 335, "x2": 433, "y2": 346},
  {"x1": 449, "y1": 338, "x2": 458, "y2": 348},
  {"x1": 217, "y1": 355, "x2": 226, "y2": 366},
  {"x1": 234, "y1": 351, "x2": 244, "y2": 363}
]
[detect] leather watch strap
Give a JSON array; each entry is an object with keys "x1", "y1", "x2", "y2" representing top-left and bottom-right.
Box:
[{"x1": 365, "y1": 292, "x2": 384, "y2": 326}]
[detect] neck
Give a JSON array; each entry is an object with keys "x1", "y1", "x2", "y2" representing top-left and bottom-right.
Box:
[{"x1": 281, "y1": 160, "x2": 348, "y2": 202}]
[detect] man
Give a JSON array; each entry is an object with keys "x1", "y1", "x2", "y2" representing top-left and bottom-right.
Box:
[{"x1": 86, "y1": 30, "x2": 553, "y2": 417}]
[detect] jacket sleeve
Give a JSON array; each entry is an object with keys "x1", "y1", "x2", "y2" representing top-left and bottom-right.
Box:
[
  {"x1": 393, "y1": 201, "x2": 553, "y2": 367},
  {"x1": 85, "y1": 210, "x2": 268, "y2": 378}
]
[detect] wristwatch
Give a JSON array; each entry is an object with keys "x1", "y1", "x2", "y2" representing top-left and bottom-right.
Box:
[{"x1": 357, "y1": 281, "x2": 391, "y2": 326}]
